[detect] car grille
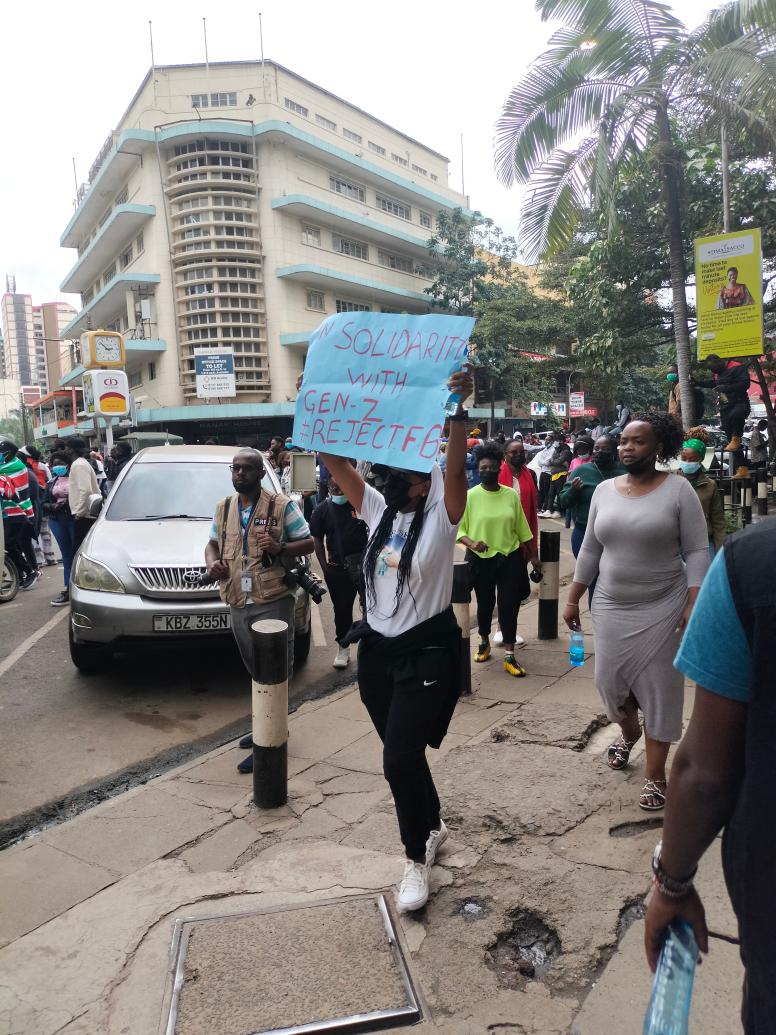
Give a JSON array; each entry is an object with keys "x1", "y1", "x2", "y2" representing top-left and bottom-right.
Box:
[{"x1": 129, "y1": 565, "x2": 215, "y2": 595}]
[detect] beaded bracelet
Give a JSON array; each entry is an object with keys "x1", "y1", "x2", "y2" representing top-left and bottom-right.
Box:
[{"x1": 651, "y1": 841, "x2": 697, "y2": 898}]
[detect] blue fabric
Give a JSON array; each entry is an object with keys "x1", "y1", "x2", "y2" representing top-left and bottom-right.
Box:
[
  {"x1": 48, "y1": 515, "x2": 77, "y2": 587},
  {"x1": 674, "y1": 548, "x2": 753, "y2": 702}
]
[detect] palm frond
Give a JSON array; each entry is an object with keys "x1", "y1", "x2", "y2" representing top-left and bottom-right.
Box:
[{"x1": 536, "y1": 0, "x2": 685, "y2": 41}]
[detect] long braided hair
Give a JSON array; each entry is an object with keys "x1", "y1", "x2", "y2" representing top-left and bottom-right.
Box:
[{"x1": 363, "y1": 493, "x2": 428, "y2": 619}]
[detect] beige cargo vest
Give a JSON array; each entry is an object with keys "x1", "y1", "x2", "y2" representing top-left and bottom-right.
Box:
[{"x1": 214, "y1": 489, "x2": 293, "y2": 607}]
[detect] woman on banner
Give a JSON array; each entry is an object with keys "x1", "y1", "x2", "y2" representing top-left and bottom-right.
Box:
[{"x1": 314, "y1": 365, "x2": 474, "y2": 915}]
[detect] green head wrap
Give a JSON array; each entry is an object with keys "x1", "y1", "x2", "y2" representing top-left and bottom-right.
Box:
[{"x1": 683, "y1": 438, "x2": 706, "y2": 456}]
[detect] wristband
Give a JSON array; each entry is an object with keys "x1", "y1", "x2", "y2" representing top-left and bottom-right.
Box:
[
  {"x1": 448, "y1": 409, "x2": 469, "y2": 422},
  {"x1": 651, "y1": 841, "x2": 696, "y2": 897}
]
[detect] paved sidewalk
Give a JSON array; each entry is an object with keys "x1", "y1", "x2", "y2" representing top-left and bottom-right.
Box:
[{"x1": 0, "y1": 528, "x2": 744, "y2": 1034}]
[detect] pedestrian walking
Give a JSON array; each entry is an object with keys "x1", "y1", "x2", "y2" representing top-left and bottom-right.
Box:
[
  {"x1": 458, "y1": 441, "x2": 542, "y2": 676},
  {"x1": 695, "y1": 354, "x2": 751, "y2": 479},
  {"x1": 309, "y1": 472, "x2": 368, "y2": 670},
  {"x1": 493, "y1": 439, "x2": 539, "y2": 648},
  {"x1": 204, "y1": 447, "x2": 314, "y2": 774},
  {"x1": 533, "y1": 433, "x2": 558, "y2": 513},
  {"x1": 44, "y1": 452, "x2": 76, "y2": 606},
  {"x1": 568, "y1": 435, "x2": 594, "y2": 473},
  {"x1": 678, "y1": 427, "x2": 726, "y2": 560},
  {"x1": 644, "y1": 519, "x2": 776, "y2": 1033},
  {"x1": 748, "y1": 418, "x2": 768, "y2": 466},
  {"x1": 317, "y1": 366, "x2": 473, "y2": 914},
  {"x1": 0, "y1": 439, "x2": 39, "y2": 588},
  {"x1": 562, "y1": 413, "x2": 709, "y2": 811},
  {"x1": 62, "y1": 437, "x2": 100, "y2": 551},
  {"x1": 19, "y1": 446, "x2": 56, "y2": 567},
  {"x1": 542, "y1": 435, "x2": 572, "y2": 518}
]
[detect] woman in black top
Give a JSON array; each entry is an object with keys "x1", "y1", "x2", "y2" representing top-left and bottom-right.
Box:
[{"x1": 309, "y1": 474, "x2": 368, "y2": 670}]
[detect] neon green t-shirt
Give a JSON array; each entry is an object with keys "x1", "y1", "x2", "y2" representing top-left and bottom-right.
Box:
[{"x1": 457, "y1": 484, "x2": 533, "y2": 558}]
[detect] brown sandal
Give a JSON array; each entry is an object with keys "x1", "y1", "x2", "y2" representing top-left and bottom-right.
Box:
[
  {"x1": 606, "y1": 733, "x2": 642, "y2": 771},
  {"x1": 639, "y1": 779, "x2": 667, "y2": 811}
]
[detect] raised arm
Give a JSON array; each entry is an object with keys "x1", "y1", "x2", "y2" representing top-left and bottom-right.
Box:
[
  {"x1": 444, "y1": 365, "x2": 474, "y2": 524},
  {"x1": 318, "y1": 455, "x2": 365, "y2": 513}
]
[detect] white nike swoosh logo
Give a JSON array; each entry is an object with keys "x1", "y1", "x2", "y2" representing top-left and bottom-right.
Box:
[{"x1": 423, "y1": 680, "x2": 437, "y2": 686}]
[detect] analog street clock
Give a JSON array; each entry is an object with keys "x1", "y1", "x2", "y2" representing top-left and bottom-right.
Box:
[{"x1": 81, "y1": 330, "x2": 126, "y2": 369}]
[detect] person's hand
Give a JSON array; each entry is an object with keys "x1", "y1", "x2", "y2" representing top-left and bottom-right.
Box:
[
  {"x1": 531, "y1": 558, "x2": 542, "y2": 575},
  {"x1": 208, "y1": 559, "x2": 229, "y2": 580},
  {"x1": 256, "y1": 534, "x2": 283, "y2": 556},
  {"x1": 563, "y1": 602, "x2": 581, "y2": 630},
  {"x1": 571, "y1": 476, "x2": 583, "y2": 490},
  {"x1": 644, "y1": 885, "x2": 709, "y2": 973},
  {"x1": 448, "y1": 364, "x2": 474, "y2": 405},
  {"x1": 676, "y1": 602, "x2": 694, "y2": 632},
  {"x1": 471, "y1": 540, "x2": 488, "y2": 553}
]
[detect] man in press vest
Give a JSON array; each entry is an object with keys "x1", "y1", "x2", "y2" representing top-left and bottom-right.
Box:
[{"x1": 205, "y1": 447, "x2": 314, "y2": 773}]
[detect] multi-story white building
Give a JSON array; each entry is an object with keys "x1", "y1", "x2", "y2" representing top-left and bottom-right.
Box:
[{"x1": 58, "y1": 60, "x2": 472, "y2": 441}]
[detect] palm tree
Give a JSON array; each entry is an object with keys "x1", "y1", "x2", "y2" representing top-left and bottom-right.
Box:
[{"x1": 495, "y1": 0, "x2": 776, "y2": 428}]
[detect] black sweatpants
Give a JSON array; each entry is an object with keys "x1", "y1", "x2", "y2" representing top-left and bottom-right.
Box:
[
  {"x1": 4, "y1": 517, "x2": 36, "y2": 578},
  {"x1": 537, "y1": 471, "x2": 551, "y2": 511},
  {"x1": 324, "y1": 564, "x2": 360, "y2": 645},
  {"x1": 469, "y1": 548, "x2": 527, "y2": 646},
  {"x1": 721, "y1": 400, "x2": 750, "y2": 473},
  {"x1": 73, "y1": 517, "x2": 94, "y2": 552},
  {"x1": 358, "y1": 644, "x2": 447, "y2": 860},
  {"x1": 546, "y1": 474, "x2": 567, "y2": 513}
]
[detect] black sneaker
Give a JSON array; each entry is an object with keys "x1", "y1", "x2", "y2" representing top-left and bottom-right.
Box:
[
  {"x1": 237, "y1": 753, "x2": 253, "y2": 774},
  {"x1": 51, "y1": 590, "x2": 70, "y2": 607},
  {"x1": 20, "y1": 571, "x2": 40, "y2": 590},
  {"x1": 239, "y1": 733, "x2": 253, "y2": 749}
]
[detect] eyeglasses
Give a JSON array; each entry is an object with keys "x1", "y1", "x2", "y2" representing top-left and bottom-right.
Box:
[{"x1": 229, "y1": 463, "x2": 261, "y2": 473}]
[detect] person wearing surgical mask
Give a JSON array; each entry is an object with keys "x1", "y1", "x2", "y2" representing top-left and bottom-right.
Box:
[
  {"x1": 678, "y1": 429, "x2": 726, "y2": 560},
  {"x1": 309, "y1": 472, "x2": 368, "y2": 669},
  {"x1": 43, "y1": 451, "x2": 76, "y2": 606},
  {"x1": 569, "y1": 436, "x2": 594, "y2": 473}
]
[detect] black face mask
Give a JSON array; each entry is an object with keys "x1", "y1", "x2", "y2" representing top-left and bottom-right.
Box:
[
  {"x1": 479, "y1": 470, "x2": 499, "y2": 487},
  {"x1": 623, "y1": 455, "x2": 653, "y2": 475},
  {"x1": 594, "y1": 453, "x2": 614, "y2": 469},
  {"x1": 508, "y1": 454, "x2": 525, "y2": 469},
  {"x1": 383, "y1": 472, "x2": 412, "y2": 510}
]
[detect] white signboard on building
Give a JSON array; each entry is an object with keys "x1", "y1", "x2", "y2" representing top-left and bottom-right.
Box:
[
  {"x1": 569, "y1": 391, "x2": 585, "y2": 417},
  {"x1": 195, "y1": 348, "x2": 236, "y2": 399},
  {"x1": 530, "y1": 401, "x2": 568, "y2": 417}
]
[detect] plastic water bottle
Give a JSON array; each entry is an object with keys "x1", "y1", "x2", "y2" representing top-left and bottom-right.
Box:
[
  {"x1": 443, "y1": 392, "x2": 461, "y2": 416},
  {"x1": 569, "y1": 631, "x2": 585, "y2": 667},
  {"x1": 643, "y1": 919, "x2": 697, "y2": 1035}
]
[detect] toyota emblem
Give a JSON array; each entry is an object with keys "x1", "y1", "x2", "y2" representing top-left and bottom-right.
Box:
[{"x1": 183, "y1": 569, "x2": 203, "y2": 584}]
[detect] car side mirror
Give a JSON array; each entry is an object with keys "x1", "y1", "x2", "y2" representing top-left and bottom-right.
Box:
[{"x1": 88, "y1": 493, "x2": 104, "y2": 518}]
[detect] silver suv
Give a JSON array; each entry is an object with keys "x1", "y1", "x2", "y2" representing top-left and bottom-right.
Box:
[{"x1": 68, "y1": 446, "x2": 312, "y2": 672}]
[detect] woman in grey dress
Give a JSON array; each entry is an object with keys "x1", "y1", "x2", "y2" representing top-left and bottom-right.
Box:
[{"x1": 562, "y1": 413, "x2": 709, "y2": 811}]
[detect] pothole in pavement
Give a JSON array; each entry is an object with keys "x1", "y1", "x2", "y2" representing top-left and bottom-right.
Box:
[
  {"x1": 609, "y1": 816, "x2": 663, "y2": 838},
  {"x1": 485, "y1": 909, "x2": 561, "y2": 987},
  {"x1": 453, "y1": 896, "x2": 492, "y2": 922}
]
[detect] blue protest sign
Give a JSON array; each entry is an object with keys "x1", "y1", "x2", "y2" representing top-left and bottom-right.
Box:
[{"x1": 292, "y1": 312, "x2": 474, "y2": 472}]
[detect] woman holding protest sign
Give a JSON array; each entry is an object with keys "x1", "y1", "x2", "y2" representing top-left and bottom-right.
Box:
[{"x1": 312, "y1": 364, "x2": 473, "y2": 915}]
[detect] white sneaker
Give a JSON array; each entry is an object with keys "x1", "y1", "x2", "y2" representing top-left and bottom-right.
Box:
[
  {"x1": 514, "y1": 633, "x2": 526, "y2": 648},
  {"x1": 396, "y1": 859, "x2": 430, "y2": 913},
  {"x1": 493, "y1": 630, "x2": 504, "y2": 646},
  {"x1": 333, "y1": 646, "x2": 350, "y2": 669},
  {"x1": 551, "y1": 511, "x2": 562, "y2": 518},
  {"x1": 425, "y1": 820, "x2": 449, "y2": 866},
  {"x1": 538, "y1": 510, "x2": 549, "y2": 517}
]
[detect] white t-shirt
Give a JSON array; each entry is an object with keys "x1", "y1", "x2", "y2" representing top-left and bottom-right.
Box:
[{"x1": 358, "y1": 470, "x2": 458, "y2": 637}]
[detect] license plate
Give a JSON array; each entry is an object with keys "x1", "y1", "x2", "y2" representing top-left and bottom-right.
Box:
[{"x1": 152, "y1": 613, "x2": 231, "y2": 632}]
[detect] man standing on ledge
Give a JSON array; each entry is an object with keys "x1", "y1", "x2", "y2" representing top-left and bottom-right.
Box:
[
  {"x1": 205, "y1": 447, "x2": 314, "y2": 773},
  {"x1": 695, "y1": 354, "x2": 751, "y2": 479}
]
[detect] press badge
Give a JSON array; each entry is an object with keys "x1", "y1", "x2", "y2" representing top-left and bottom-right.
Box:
[{"x1": 241, "y1": 574, "x2": 253, "y2": 592}]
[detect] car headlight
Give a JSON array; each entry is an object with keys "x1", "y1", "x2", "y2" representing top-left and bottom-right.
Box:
[{"x1": 73, "y1": 554, "x2": 126, "y2": 594}]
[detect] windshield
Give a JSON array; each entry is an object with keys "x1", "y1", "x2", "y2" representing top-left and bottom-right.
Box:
[{"x1": 105, "y1": 462, "x2": 277, "y2": 521}]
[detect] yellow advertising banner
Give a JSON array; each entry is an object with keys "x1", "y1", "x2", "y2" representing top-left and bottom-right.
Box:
[{"x1": 695, "y1": 228, "x2": 763, "y2": 360}]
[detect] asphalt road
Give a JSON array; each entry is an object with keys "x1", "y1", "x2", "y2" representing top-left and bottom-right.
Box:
[{"x1": 0, "y1": 557, "x2": 353, "y2": 846}]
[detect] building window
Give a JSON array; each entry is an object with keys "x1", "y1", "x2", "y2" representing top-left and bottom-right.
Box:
[
  {"x1": 128, "y1": 370, "x2": 142, "y2": 388},
  {"x1": 335, "y1": 299, "x2": 371, "y2": 313},
  {"x1": 183, "y1": 227, "x2": 209, "y2": 239},
  {"x1": 191, "y1": 94, "x2": 209, "y2": 108},
  {"x1": 148, "y1": 362, "x2": 157, "y2": 381},
  {"x1": 315, "y1": 114, "x2": 336, "y2": 132},
  {"x1": 419, "y1": 211, "x2": 432, "y2": 229},
  {"x1": 378, "y1": 249, "x2": 412, "y2": 273},
  {"x1": 368, "y1": 141, "x2": 385, "y2": 156},
  {"x1": 119, "y1": 246, "x2": 133, "y2": 270},
  {"x1": 284, "y1": 97, "x2": 308, "y2": 117},
  {"x1": 343, "y1": 128, "x2": 362, "y2": 143},
  {"x1": 306, "y1": 289, "x2": 325, "y2": 312},
  {"x1": 391, "y1": 153, "x2": 409, "y2": 167},
  {"x1": 301, "y1": 225, "x2": 321, "y2": 247},
  {"x1": 102, "y1": 263, "x2": 116, "y2": 286},
  {"x1": 332, "y1": 235, "x2": 368, "y2": 261},
  {"x1": 210, "y1": 92, "x2": 237, "y2": 107},
  {"x1": 136, "y1": 232, "x2": 144, "y2": 254},
  {"x1": 329, "y1": 174, "x2": 365, "y2": 202},
  {"x1": 376, "y1": 194, "x2": 411, "y2": 220},
  {"x1": 412, "y1": 164, "x2": 427, "y2": 176}
]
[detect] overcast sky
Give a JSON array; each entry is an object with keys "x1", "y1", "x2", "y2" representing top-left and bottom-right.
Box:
[{"x1": 2, "y1": 0, "x2": 715, "y2": 308}]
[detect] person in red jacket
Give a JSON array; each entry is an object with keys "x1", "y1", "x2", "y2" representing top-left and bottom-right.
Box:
[{"x1": 493, "y1": 439, "x2": 539, "y2": 648}]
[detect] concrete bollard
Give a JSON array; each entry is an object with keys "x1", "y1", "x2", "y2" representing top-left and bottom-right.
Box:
[
  {"x1": 249, "y1": 618, "x2": 289, "y2": 809},
  {"x1": 756, "y1": 465, "x2": 768, "y2": 517},
  {"x1": 451, "y1": 560, "x2": 472, "y2": 696},
  {"x1": 742, "y1": 473, "x2": 753, "y2": 526},
  {"x1": 538, "y1": 529, "x2": 560, "y2": 640},
  {"x1": 722, "y1": 477, "x2": 732, "y2": 514}
]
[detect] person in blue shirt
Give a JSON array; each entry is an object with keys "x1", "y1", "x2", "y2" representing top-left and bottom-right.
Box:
[{"x1": 644, "y1": 521, "x2": 776, "y2": 1033}]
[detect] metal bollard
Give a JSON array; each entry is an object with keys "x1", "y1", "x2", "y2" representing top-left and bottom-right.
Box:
[
  {"x1": 538, "y1": 529, "x2": 560, "y2": 640},
  {"x1": 722, "y1": 477, "x2": 732, "y2": 513},
  {"x1": 742, "y1": 473, "x2": 753, "y2": 526},
  {"x1": 249, "y1": 618, "x2": 289, "y2": 809},
  {"x1": 451, "y1": 560, "x2": 472, "y2": 696},
  {"x1": 756, "y1": 465, "x2": 768, "y2": 517}
]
